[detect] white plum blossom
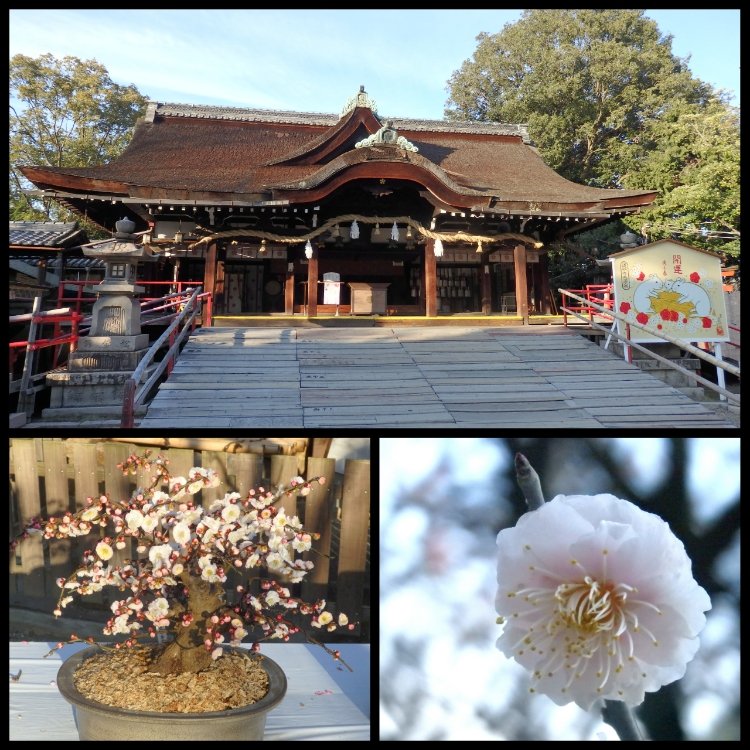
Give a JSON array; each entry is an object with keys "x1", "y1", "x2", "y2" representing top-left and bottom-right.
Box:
[
  {"x1": 81, "y1": 507, "x2": 99, "y2": 522},
  {"x1": 146, "y1": 597, "x2": 170, "y2": 622},
  {"x1": 125, "y1": 509, "x2": 144, "y2": 531},
  {"x1": 140, "y1": 514, "x2": 158, "y2": 533},
  {"x1": 312, "y1": 611, "x2": 334, "y2": 628},
  {"x1": 266, "y1": 552, "x2": 285, "y2": 570},
  {"x1": 172, "y1": 521, "x2": 192, "y2": 546},
  {"x1": 95, "y1": 542, "x2": 114, "y2": 561},
  {"x1": 495, "y1": 493, "x2": 711, "y2": 710},
  {"x1": 221, "y1": 504, "x2": 241, "y2": 523},
  {"x1": 148, "y1": 544, "x2": 173, "y2": 569},
  {"x1": 292, "y1": 533, "x2": 312, "y2": 553},
  {"x1": 200, "y1": 563, "x2": 222, "y2": 583}
]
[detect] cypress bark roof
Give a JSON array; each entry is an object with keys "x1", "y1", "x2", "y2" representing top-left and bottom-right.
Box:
[{"x1": 21, "y1": 100, "x2": 656, "y2": 215}]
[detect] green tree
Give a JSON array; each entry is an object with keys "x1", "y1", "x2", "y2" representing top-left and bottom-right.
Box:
[
  {"x1": 622, "y1": 97, "x2": 740, "y2": 258},
  {"x1": 445, "y1": 10, "x2": 711, "y2": 186},
  {"x1": 10, "y1": 53, "x2": 148, "y2": 227},
  {"x1": 445, "y1": 10, "x2": 739, "y2": 262}
]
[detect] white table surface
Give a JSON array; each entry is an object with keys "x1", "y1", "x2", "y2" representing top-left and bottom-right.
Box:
[{"x1": 9, "y1": 641, "x2": 370, "y2": 741}]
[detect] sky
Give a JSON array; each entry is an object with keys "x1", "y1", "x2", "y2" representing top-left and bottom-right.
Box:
[{"x1": 9, "y1": 9, "x2": 740, "y2": 120}]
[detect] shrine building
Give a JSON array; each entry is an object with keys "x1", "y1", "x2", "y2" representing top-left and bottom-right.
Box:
[{"x1": 21, "y1": 87, "x2": 657, "y2": 321}]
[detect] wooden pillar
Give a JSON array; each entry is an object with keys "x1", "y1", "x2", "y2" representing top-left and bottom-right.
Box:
[
  {"x1": 514, "y1": 243, "x2": 529, "y2": 324},
  {"x1": 203, "y1": 242, "x2": 226, "y2": 314},
  {"x1": 481, "y1": 258, "x2": 492, "y2": 314},
  {"x1": 539, "y1": 252, "x2": 552, "y2": 314},
  {"x1": 284, "y1": 263, "x2": 295, "y2": 314},
  {"x1": 204, "y1": 242, "x2": 217, "y2": 298},
  {"x1": 55, "y1": 251, "x2": 67, "y2": 307},
  {"x1": 37, "y1": 256, "x2": 48, "y2": 285},
  {"x1": 307, "y1": 249, "x2": 319, "y2": 317},
  {"x1": 424, "y1": 240, "x2": 437, "y2": 317}
]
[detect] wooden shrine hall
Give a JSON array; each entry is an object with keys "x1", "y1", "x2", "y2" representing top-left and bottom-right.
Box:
[{"x1": 22, "y1": 86, "x2": 657, "y2": 320}]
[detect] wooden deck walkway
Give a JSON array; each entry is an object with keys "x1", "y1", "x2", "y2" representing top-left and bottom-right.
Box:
[{"x1": 137, "y1": 327, "x2": 737, "y2": 428}]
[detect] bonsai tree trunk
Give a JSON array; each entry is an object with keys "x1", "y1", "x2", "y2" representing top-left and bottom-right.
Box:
[{"x1": 149, "y1": 572, "x2": 225, "y2": 675}]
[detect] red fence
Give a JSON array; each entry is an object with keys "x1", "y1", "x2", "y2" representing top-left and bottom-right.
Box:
[
  {"x1": 57, "y1": 279, "x2": 204, "y2": 317},
  {"x1": 560, "y1": 284, "x2": 614, "y2": 327}
]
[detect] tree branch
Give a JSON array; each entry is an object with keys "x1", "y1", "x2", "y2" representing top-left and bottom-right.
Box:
[{"x1": 602, "y1": 700, "x2": 645, "y2": 740}]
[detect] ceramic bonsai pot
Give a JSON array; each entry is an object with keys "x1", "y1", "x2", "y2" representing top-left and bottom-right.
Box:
[{"x1": 57, "y1": 646, "x2": 287, "y2": 741}]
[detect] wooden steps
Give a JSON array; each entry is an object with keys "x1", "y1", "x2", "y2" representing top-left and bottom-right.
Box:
[{"x1": 137, "y1": 326, "x2": 738, "y2": 429}]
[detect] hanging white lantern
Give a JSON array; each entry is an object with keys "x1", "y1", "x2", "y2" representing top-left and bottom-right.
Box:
[
  {"x1": 476, "y1": 240, "x2": 483, "y2": 254},
  {"x1": 305, "y1": 240, "x2": 313, "y2": 259},
  {"x1": 312, "y1": 213, "x2": 318, "y2": 228},
  {"x1": 372, "y1": 223, "x2": 381, "y2": 238},
  {"x1": 350, "y1": 220, "x2": 360, "y2": 239},
  {"x1": 391, "y1": 222, "x2": 400, "y2": 242},
  {"x1": 434, "y1": 238, "x2": 444, "y2": 257}
]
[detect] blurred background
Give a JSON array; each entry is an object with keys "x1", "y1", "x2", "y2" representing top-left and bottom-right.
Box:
[{"x1": 380, "y1": 437, "x2": 739, "y2": 741}]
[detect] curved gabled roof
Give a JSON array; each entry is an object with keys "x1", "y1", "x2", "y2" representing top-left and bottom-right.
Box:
[{"x1": 20, "y1": 100, "x2": 657, "y2": 216}]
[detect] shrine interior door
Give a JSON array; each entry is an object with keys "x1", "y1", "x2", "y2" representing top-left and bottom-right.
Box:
[{"x1": 224, "y1": 264, "x2": 264, "y2": 313}]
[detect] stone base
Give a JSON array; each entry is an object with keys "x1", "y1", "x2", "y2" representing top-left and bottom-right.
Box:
[
  {"x1": 9, "y1": 412, "x2": 27, "y2": 428},
  {"x1": 77, "y1": 334, "x2": 149, "y2": 351},
  {"x1": 46, "y1": 369, "x2": 151, "y2": 409},
  {"x1": 68, "y1": 348, "x2": 148, "y2": 372},
  {"x1": 40, "y1": 404, "x2": 149, "y2": 423},
  {"x1": 607, "y1": 341, "x2": 703, "y2": 389},
  {"x1": 676, "y1": 386, "x2": 708, "y2": 401}
]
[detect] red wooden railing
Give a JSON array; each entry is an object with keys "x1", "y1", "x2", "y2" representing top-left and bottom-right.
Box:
[
  {"x1": 9, "y1": 301, "x2": 84, "y2": 418},
  {"x1": 57, "y1": 279, "x2": 204, "y2": 317},
  {"x1": 11, "y1": 287, "x2": 212, "y2": 423},
  {"x1": 560, "y1": 284, "x2": 614, "y2": 327}
]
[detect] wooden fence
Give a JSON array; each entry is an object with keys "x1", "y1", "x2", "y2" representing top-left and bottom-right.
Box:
[{"x1": 9, "y1": 438, "x2": 370, "y2": 639}]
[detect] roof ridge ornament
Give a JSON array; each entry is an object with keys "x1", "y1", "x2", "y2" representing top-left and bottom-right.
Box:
[
  {"x1": 341, "y1": 85, "x2": 377, "y2": 116},
  {"x1": 355, "y1": 119, "x2": 419, "y2": 152}
]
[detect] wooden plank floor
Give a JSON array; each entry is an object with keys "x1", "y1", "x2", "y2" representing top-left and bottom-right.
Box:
[{"x1": 137, "y1": 327, "x2": 737, "y2": 428}]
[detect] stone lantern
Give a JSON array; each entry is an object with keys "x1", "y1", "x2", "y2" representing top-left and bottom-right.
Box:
[
  {"x1": 44, "y1": 218, "x2": 158, "y2": 421},
  {"x1": 619, "y1": 230, "x2": 640, "y2": 249}
]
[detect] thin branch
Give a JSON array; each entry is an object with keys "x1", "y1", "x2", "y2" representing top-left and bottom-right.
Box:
[
  {"x1": 602, "y1": 699, "x2": 645, "y2": 741},
  {"x1": 514, "y1": 453, "x2": 545, "y2": 510}
]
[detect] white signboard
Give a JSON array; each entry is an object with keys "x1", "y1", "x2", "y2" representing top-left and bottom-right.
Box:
[{"x1": 323, "y1": 272, "x2": 341, "y2": 305}]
